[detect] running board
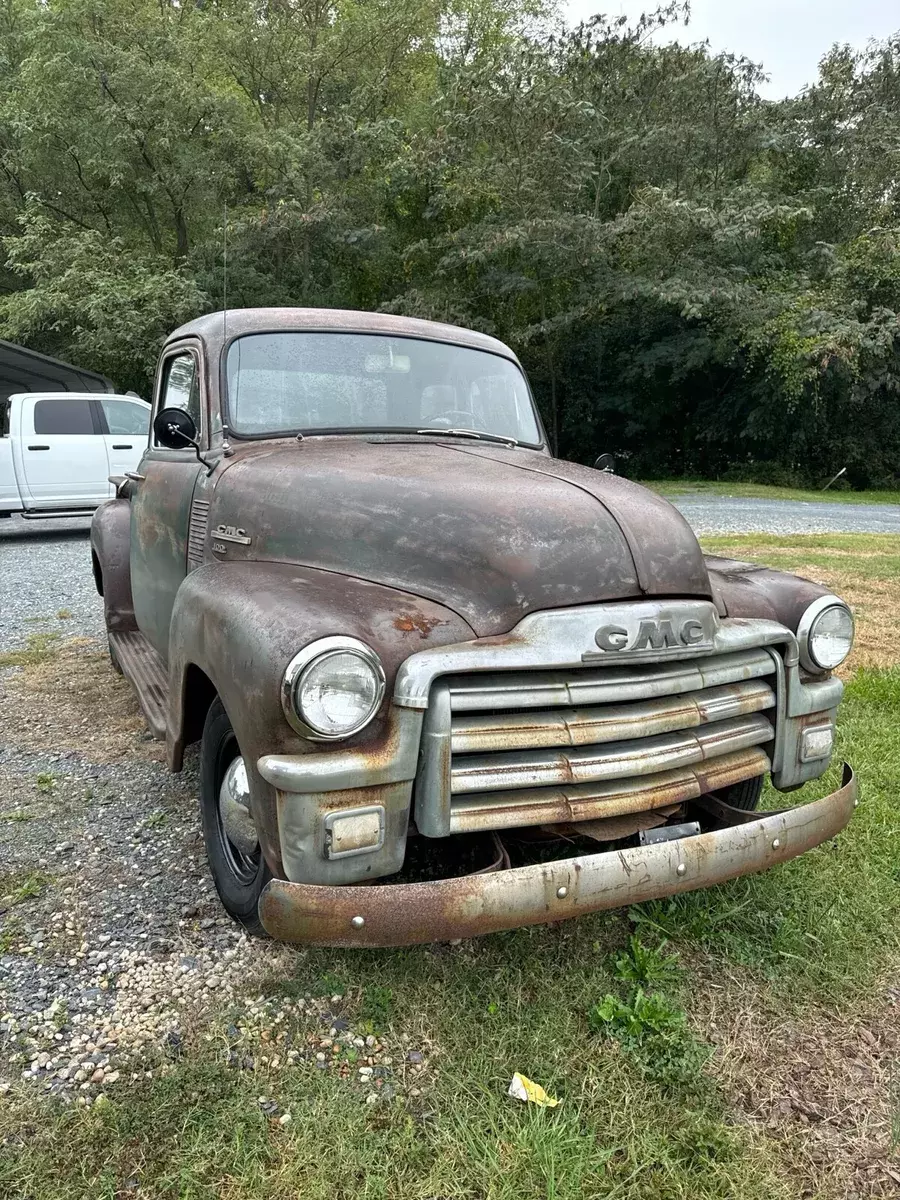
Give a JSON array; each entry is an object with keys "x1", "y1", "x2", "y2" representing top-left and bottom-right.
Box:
[{"x1": 109, "y1": 631, "x2": 168, "y2": 740}]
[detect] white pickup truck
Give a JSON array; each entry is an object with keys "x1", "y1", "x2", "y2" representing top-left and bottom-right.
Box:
[{"x1": 0, "y1": 392, "x2": 149, "y2": 519}]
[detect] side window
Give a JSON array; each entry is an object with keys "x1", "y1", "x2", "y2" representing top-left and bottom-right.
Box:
[
  {"x1": 99, "y1": 399, "x2": 150, "y2": 436},
  {"x1": 33, "y1": 398, "x2": 96, "y2": 435},
  {"x1": 0, "y1": 399, "x2": 9, "y2": 438},
  {"x1": 155, "y1": 353, "x2": 200, "y2": 446}
]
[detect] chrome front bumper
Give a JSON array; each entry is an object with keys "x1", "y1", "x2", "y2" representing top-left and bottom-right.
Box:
[{"x1": 257, "y1": 763, "x2": 856, "y2": 947}]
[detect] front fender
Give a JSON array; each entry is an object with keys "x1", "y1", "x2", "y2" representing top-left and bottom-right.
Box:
[
  {"x1": 705, "y1": 555, "x2": 835, "y2": 631},
  {"x1": 167, "y1": 561, "x2": 474, "y2": 875}
]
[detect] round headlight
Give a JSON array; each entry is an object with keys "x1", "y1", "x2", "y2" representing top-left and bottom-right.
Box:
[
  {"x1": 282, "y1": 637, "x2": 385, "y2": 740},
  {"x1": 798, "y1": 598, "x2": 854, "y2": 672}
]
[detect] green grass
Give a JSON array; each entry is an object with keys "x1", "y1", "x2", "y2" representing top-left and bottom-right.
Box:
[
  {"x1": 1, "y1": 532, "x2": 898, "y2": 1198},
  {"x1": 0, "y1": 930, "x2": 788, "y2": 1200},
  {"x1": 642, "y1": 479, "x2": 900, "y2": 505},
  {"x1": 0, "y1": 631, "x2": 62, "y2": 668},
  {"x1": 0, "y1": 869, "x2": 51, "y2": 913},
  {"x1": 702, "y1": 531, "x2": 900, "y2": 576}
]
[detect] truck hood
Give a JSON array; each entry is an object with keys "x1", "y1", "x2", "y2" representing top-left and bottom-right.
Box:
[{"x1": 212, "y1": 439, "x2": 711, "y2": 636}]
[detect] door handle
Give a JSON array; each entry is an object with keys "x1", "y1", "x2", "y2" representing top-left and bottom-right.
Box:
[
  {"x1": 112, "y1": 443, "x2": 133, "y2": 450},
  {"x1": 125, "y1": 471, "x2": 145, "y2": 483},
  {"x1": 27, "y1": 445, "x2": 50, "y2": 451}
]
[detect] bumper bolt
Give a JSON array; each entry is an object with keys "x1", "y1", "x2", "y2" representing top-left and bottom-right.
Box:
[
  {"x1": 772, "y1": 838, "x2": 781, "y2": 850},
  {"x1": 676, "y1": 863, "x2": 687, "y2": 876},
  {"x1": 556, "y1": 886, "x2": 568, "y2": 899},
  {"x1": 350, "y1": 915, "x2": 365, "y2": 929}
]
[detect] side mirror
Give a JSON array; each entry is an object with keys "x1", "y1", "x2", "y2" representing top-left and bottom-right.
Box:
[
  {"x1": 593, "y1": 452, "x2": 616, "y2": 474},
  {"x1": 153, "y1": 406, "x2": 198, "y2": 450}
]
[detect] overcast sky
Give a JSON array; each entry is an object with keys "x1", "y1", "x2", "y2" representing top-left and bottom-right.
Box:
[{"x1": 561, "y1": 1, "x2": 899, "y2": 97}]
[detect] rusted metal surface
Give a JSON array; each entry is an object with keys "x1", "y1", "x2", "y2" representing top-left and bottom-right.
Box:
[
  {"x1": 89, "y1": 498, "x2": 137, "y2": 633},
  {"x1": 449, "y1": 714, "x2": 774, "y2": 794},
  {"x1": 258, "y1": 764, "x2": 856, "y2": 946},
  {"x1": 166, "y1": 562, "x2": 464, "y2": 878},
  {"x1": 436, "y1": 441, "x2": 711, "y2": 600},
  {"x1": 206, "y1": 438, "x2": 659, "y2": 637},
  {"x1": 554, "y1": 804, "x2": 681, "y2": 842},
  {"x1": 129, "y1": 450, "x2": 202, "y2": 658},
  {"x1": 705, "y1": 554, "x2": 838, "y2": 631},
  {"x1": 107, "y1": 632, "x2": 168, "y2": 740},
  {"x1": 168, "y1": 307, "x2": 522, "y2": 374},
  {"x1": 446, "y1": 746, "x2": 772, "y2": 833},
  {"x1": 450, "y1": 680, "x2": 775, "y2": 754},
  {"x1": 413, "y1": 639, "x2": 779, "y2": 838},
  {"x1": 395, "y1": 619, "x2": 786, "y2": 711}
]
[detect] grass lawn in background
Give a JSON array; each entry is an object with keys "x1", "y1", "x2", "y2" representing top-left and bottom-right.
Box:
[
  {"x1": 642, "y1": 480, "x2": 900, "y2": 505},
  {"x1": 1, "y1": 535, "x2": 899, "y2": 1199}
]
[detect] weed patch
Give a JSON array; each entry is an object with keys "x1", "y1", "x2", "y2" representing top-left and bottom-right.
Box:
[
  {"x1": 591, "y1": 937, "x2": 712, "y2": 1092},
  {"x1": 0, "y1": 632, "x2": 62, "y2": 668},
  {"x1": 0, "y1": 869, "x2": 50, "y2": 912}
]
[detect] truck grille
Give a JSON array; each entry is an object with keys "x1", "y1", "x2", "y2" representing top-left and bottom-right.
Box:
[{"x1": 414, "y1": 648, "x2": 777, "y2": 836}]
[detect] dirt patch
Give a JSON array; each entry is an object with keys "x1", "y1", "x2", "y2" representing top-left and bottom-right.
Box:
[
  {"x1": 696, "y1": 969, "x2": 900, "y2": 1198},
  {"x1": 0, "y1": 638, "x2": 163, "y2": 763}
]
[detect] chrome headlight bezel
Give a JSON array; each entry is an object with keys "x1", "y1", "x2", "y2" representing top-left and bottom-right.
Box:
[
  {"x1": 281, "y1": 636, "x2": 386, "y2": 741},
  {"x1": 797, "y1": 596, "x2": 854, "y2": 673}
]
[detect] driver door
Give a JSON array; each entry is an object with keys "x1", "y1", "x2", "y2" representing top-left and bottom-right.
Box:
[{"x1": 130, "y1": 344, "x2": 205, "y2": 660}]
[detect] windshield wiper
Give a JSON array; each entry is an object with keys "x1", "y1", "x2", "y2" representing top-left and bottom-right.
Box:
[{"x1": 415, "y1": 427, "x2": 519, "y2": 448}]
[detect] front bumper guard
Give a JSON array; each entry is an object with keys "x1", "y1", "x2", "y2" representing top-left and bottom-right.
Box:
[{"x1": 258, "y1": 763, "x2": 856, "y2": 947}]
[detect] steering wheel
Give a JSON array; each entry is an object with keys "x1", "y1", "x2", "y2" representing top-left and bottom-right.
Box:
[{"x1": 426, "y1": 410, "x2": 489, "y2": 432}]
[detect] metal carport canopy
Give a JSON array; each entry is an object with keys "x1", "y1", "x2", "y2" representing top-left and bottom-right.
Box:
[{"x1": 0, "y1": 339, "x2": 114, "y2": 399}]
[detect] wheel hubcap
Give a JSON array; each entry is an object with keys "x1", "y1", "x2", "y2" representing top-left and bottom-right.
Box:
[{"x1": 218, "y1": 755, "x2": 260, "y2": 863}]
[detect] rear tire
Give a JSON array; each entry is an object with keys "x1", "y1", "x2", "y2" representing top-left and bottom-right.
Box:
[
  {"x1": 199, "y1": 697, "x2": 270, "y2": 936},
  {"x1": 716, "y1": 775, "x2": 764, "y2": 811}
]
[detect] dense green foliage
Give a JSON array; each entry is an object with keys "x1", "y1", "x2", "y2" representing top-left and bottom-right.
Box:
[{"x1": 1, "y1": 0, "x2": 899, "y2": 484}]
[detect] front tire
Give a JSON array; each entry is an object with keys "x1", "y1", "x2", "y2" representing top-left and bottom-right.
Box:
[
  {"x1": 199, "y1": 697, "x2": 270, "y2": 936},
  {"x1": 716, "y1": 774, "x2": 764, "y2": 811}
]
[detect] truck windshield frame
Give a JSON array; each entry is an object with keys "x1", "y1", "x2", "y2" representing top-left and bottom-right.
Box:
[{"x1": 223, "y1": 331, "x2": 546, "y2": 447}]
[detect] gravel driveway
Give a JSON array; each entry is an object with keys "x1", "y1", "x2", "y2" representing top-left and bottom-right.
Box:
[
  {"x1": 671, "y1": 493, "x2": 900, "y2": 535},
  {"x1": 0, "y1": 515, "x2": 425, "y2": 1109},
  {"x1": 0, "y1": 515, "x2": 103, "y2": 652}
]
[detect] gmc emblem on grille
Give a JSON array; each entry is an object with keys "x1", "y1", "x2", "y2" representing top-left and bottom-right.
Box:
[{"x1": 594, "y1": 618, "x2": 707, "y2": 652}]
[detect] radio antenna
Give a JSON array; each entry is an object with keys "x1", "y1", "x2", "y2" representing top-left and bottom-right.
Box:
[
  {"x1": 220, "y1": 202, "x2": 235, "y2": 456},
  {"x1": 222, "y1": 202, "x2": 228, "y2": 342}
]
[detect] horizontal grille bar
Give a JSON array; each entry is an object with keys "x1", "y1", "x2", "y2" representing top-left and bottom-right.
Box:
[
  {"x1": 445, "y1": 648, "x2": 775, "y2": 713},
  {"x1": 449, "y1": 747, "x2": 772, "y2": 833},
  {"x1": 451, "y1": 679, "x2": 775, "y2": 755},
  {"x1": 450, "y1": 712, "x2": 774, "y2": 795}
]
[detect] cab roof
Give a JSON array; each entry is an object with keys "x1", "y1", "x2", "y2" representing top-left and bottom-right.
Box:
[{"x1": 167, "y1": 308, "x2": 520, "y2": 363}]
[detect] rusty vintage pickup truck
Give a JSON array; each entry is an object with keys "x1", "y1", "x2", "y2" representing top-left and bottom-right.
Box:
[{"x1": 90, "y1": 308, "x2": 857, "y2": 946}]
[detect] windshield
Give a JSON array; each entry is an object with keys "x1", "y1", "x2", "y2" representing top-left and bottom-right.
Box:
[{"x1": 225, "y1": 332, "x2": 543, "y2": 444}]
